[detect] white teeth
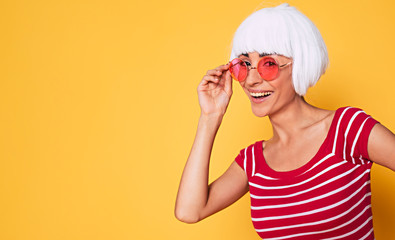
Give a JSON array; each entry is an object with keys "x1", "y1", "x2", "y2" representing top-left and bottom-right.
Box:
[{"x1": 250, "y1": 92, "x2": 272, "y2": 97}]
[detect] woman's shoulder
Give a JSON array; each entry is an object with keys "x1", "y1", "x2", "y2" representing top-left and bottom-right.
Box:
[
  {"x1": 236, "y1": 140, "x2": 265, "y2": 155},
  {"x1": 333, "y1": 106, "x2": 377, "y2": 123},
  {"x1": 324, "y1": 106, "x2": 378, "y2": 139},
  {"x1": 234, "y1": 140, "x2": 265, "y2": 177},
  {"x1": 329, "y1": 106, "x2": 379, "y2": 163},
  {"x1": 334, "y1": 106, "x2": 372, "y2": 114}
]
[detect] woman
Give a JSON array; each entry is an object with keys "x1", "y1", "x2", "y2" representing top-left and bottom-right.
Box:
[{"x1": 175, "y1": 3, "x2": 395, "y2": 239}]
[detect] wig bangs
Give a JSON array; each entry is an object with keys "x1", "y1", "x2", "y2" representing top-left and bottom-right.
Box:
[{"x1": 230, "y1": 9, "x2": 293, "y2": 60}]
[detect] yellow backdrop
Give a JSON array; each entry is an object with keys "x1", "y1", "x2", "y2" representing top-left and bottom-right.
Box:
[{"x1": 1, "y1": 0, "x2": 394, "y2": 239}]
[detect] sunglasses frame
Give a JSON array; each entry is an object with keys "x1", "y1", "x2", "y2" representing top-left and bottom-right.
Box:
[{"x1": 229, "y1": 56, "x2": 292, "y2": 82}]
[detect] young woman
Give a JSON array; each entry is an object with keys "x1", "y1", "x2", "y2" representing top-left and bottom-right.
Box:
[{"x1": 175, "y1": 3, "x2": 395, "y2": 239}]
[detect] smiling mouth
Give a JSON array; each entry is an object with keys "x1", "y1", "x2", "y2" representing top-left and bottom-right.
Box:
[{"x1": 250, "y1": 91, "x2": 273, "y2": 99}]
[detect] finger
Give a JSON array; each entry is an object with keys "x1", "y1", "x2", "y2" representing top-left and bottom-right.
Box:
[
  {"x1": 203, "y1": 74, "x2": 221, "y2": 82},
  {"x1": 206, "y1": 69, "x2": 224, "y2": 77},
  {"x1": 199, "y1": 75, "x2": 220, "y2": 87},
  {"x1": 215, "y1": 63, "x2": 230, "y2": 71},
  {"x1": 213, "y1": 65, "x2": 230, "y2": 75},
  {"x1": 218, "y1": 66, "x2": 231, "y2": 82},
  {"x1": 206, "y1": 64, "x2": 230, "y2": 76}
]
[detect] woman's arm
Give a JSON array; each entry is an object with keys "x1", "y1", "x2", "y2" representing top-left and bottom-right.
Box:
[
  {"x1": 368, "y1": 123, "x2": 395, "y2": 171},
  {"x1": 175, "y1": 115, "x2": 248, "y2": 223},
  {"x1": 174, "y1": 64, "x2": 248, "y2": 223}
]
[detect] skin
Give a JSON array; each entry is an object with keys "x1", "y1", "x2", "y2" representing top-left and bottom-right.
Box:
[{"x1": 174, "y1": 51, "x2": 395, "y2": 224}]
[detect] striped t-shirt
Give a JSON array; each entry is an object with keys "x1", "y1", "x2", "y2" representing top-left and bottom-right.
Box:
[{"x1": 235, "y1": 107, "x2": 378, "y2": 240}]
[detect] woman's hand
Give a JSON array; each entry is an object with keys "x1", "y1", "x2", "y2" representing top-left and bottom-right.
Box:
[{"x1": 197, "y1": 64, "x2": 232, "y2": 117}]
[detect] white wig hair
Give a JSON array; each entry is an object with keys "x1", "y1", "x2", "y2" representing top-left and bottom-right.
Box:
[{"x1": 230, "y1": 3, "x2": 328, "y2": 96}]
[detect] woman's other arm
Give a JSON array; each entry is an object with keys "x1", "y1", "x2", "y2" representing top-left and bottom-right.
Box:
[{"x1": 368, "y1": 123, "x2": 395, "y2": 171}]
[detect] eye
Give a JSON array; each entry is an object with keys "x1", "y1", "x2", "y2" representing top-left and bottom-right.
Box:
[
  {"x1": 264, "y1": 60, "x2": 277, "y2": 67},
  {"x1": 244, "y1": 61, "x2": 252, "y2": 66}
]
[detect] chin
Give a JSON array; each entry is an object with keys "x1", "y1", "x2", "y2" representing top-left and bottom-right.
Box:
[{"x1": 251, "y1": 104, "x2": 271, "y2": 117}]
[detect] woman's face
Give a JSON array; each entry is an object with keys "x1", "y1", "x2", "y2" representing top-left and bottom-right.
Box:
[{"x1": 238, "y1": 52, "x2": 296, "y2": 117}]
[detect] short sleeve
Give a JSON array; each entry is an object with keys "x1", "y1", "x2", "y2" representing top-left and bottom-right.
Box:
[
  {"x1": 234, "y1": 143, "x2": 256, "y2": 179},
  {"x1": 335, "y1": 107, "x2": 379, "y2": 164},
  {"x1": 234, "y1": 149, "x2": 245, "y2": 170}
]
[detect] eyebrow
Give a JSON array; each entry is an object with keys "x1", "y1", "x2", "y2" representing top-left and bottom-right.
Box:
[{"x1": 241, "y1": 53, "x2": 272, "y2": 58}]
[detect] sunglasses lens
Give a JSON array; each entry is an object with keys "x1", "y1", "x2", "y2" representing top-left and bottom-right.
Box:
[
  {"x1": 229, "y1": 58, "x2": 247, "y2": 81},
  {"x1": 258, "y1": 57, "x2": 279, "y2": 81}
]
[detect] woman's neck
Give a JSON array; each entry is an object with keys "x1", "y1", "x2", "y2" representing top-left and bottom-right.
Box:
[{"x1": 268, "y1": 97, "x2": 324, "y2": 143}]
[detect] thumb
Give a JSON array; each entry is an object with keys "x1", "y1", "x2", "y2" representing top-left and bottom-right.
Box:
[{"x1": 224, "y1": 70, "x2": 233, "y2": 95}]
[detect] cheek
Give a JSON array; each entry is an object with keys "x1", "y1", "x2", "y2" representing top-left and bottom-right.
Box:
[
  {"x1": 280, "y1": 69, "x2": 294, "y2": 89},
  {"x1": 273, "y1": 75, "x2": 295, "y2": 97},
  {"x1": 285, "y1": 77, "x2": 294, "y2": 91},
  {"x1": 239, "y1": 82, "x2": 249, "y2": 94}
]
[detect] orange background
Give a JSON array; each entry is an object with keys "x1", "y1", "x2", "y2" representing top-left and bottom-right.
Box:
[{"x1": 1, "y1": 0, "x2": 394, "y2": 239}]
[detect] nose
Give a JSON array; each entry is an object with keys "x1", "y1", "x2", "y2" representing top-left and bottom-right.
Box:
[{"x1": 244, "y1": 67, "x2": 263, "y2": 87}]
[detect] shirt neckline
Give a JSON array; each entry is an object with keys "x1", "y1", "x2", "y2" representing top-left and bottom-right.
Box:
[{"x1": 255, "y1": 108, "x2": 342, "y2": 179}]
